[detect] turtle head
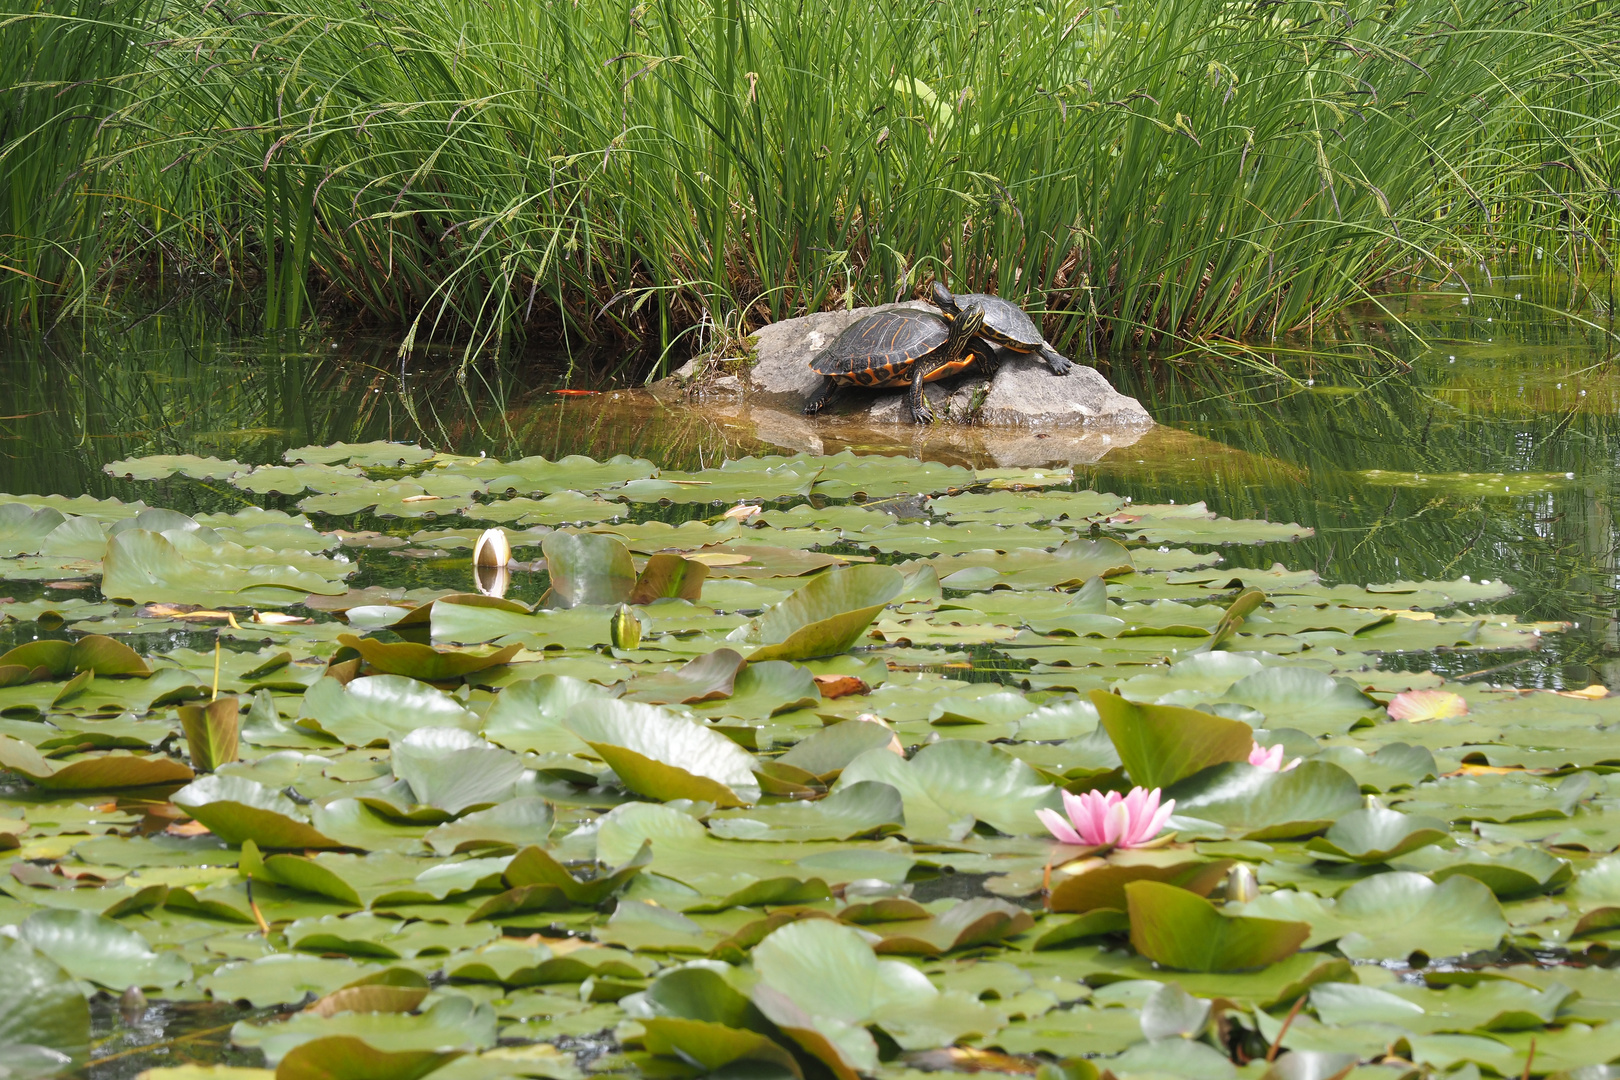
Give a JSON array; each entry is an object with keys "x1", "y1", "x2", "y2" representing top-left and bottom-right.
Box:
[
  {"x1": 930, "y1": 281, "x2": 958, "y2": 312},
  {"x1": 944, "y1": 305, "x2": 986, "y2": 353}
]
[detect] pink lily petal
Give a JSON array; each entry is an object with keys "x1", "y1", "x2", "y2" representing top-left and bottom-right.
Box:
[
  {"x1": 1036, "y1": 807, "x2": 1084, "y2": 844},
  {"x1": 1101, "y1": 800, "x2": 1130, "y2": 846},
  {"x1": 1249, "y1": 742, "x2": 1285, "y2": 771},
  {"x1": 1140, "y1": 797, "x2": 1177, "y2": 844}
]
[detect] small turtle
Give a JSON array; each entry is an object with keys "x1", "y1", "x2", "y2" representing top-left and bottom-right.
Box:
[
  {"x1": 930, "y1": 282, "x2": 1073, "y2": 376},
  {"x1": 804, "y1": 305, "x2": 988, "y2": 423}
]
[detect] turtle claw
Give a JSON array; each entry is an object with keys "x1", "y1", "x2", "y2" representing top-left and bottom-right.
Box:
[
  {"x1": 1041, "y1": 346, "x2": 1073, "y2": 376},
  {"x1": 910, "y1": 403, "x2": 935, "y2": 424}
]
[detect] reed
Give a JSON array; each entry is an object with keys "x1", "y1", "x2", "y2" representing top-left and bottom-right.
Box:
[{"x1": 5, "y1": 0, "x2": 1618, "y2": 367}]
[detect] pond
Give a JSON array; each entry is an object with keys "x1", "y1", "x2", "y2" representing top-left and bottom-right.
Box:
[
  {"x1": 4, "y1": 287, "x2": 1615, "y2": 685},
  {"x1": 0, "y1": 284, "x2": 1617, "y2": 1080}
]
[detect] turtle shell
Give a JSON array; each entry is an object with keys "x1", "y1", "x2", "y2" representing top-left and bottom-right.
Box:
[
  {"x1": 931, "y1": 284, "x2": 1045, "y2": 352},
  {"x1": 809, "y1": 309, "x2": 953, "y2": 388}
]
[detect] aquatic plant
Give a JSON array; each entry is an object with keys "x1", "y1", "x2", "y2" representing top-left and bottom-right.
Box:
[
  {"x1": 2, "y1": 0, "x2": 1617, "y2": 360},
  {"x1": 1038, "y1": 787, "x2": 1176, "y2": 849}
]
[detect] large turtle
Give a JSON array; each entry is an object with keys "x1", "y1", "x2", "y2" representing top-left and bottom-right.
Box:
[
  {"x1": 804, "y1": 305, "x2": 987, "y2": 423},
  {"x1": 930, "y1": 282, "x2": 1073, "y2": 376}
]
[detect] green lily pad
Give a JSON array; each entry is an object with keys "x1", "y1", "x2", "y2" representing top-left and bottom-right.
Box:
[
  {"x1": 1125, "y1": 879, "x2": 1309, "y2": 972},
  {"x1": 0, "y1": 736, "x2": 194, "y2": 790},
  {"x1": 730, "y1": 564, "x2": 904, "y2": 662},
  {"x1": 563, "y1": 697, "x2": 761, "y2": 807},
  {"x1": 1304, "y1": 807, "x2": 1452, "y2": 864},
  {"x1": 389, "y1": 727, "x2": 526, "y2": 816},
  {"x1": 17, "y1": 909, "x2": 191, "y2": 989},
  {"x1": 0, "y1": 937, "x2": 90, "y2": 1065},
  {"x1": 101, "y1": 529, "x2": 349, "y2": 607},
  {"x1": 173, "y1": 774, "x2": 343, "y2": 849},
  {"x1": 835, "y1": 738, "x2": 1060, "y2": 841},
  {"x1": 751, "y1": 918, "x2": 1005, "y2": 1077},
  {"x1": 708, "y1": 781, "x2": 904, "y2": 841},
  {"x1": 1047, "y1": 850, "x2": 1233, "y2": 913},
  {"x1": 336, "y1": 635, "x2": 522, "y2": 681},
  {"x1": 1167, "y1": 761, "x2": 1363, "y2": 840},
  {"x1": 1091, "y1": 690, "x2": 1253, "y2": 790},
  {"x1": 299, "y1": 675, "x2": 481, "y2": 747},
  {"x1": 542, "y1": 532, "x2": 636, "y2": 608}
]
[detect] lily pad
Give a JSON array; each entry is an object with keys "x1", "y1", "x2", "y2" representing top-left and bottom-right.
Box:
[
  {"x1": 563, "y1": 698, "x2": 761, "y2": 807},
  {"x1": 0, "y1": 937, "x2": 89, "y2": 1065},
  {"x1": 835, "y1": 739, "x2": 1060, "y2": 841},
  {"x1": 173, "y1": 774, "x2": 343, "y2": 849},
  {"x1": 1125, "y1": 879, "x2": 1310, "y2": 972},
  {"x1": 730, "y1": 564, "x2": 904, "y2": 662},
  {"x1": 17, "y1": 909, "x2": 191, "y2": 989},
  {"x1": 1091, "y1": 690, "x2": 1253, "y2": 790},
  {"x1": 1304, "y1": 807, "x2": 1451, "y2": 863},
  {"x1": 336, "y1": 634, "x2": 522, "y2": 681},
  {"x1": 1167, "y1": 761, "x2": 1363, "y2": 840},
  {"x1": 543, "y1": 532, "x2": 636, "y2": 608},
  {"x1": 0, "y1": 736, "x2": 194, "y2": 790}
]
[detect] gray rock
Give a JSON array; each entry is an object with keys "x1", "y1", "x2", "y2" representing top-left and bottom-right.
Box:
[{"x1": 675, "y1": 301, "x2": 1152, "y2": 429}]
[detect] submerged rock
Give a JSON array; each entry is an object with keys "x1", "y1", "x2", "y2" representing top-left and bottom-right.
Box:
[{"x1": 657, "y1": 302, "x2": 1153, "y2": 429}]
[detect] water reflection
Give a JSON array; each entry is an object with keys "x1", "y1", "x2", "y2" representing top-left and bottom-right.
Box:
[{"x1": 0, "y1": 290, "x2": 1616, "y2": 685}]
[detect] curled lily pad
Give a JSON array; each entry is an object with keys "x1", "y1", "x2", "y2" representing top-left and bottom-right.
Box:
[
  {"x1": 468, "y1": 843, "x2": 651, "y2": 920},
  {"x1": 423, "y1": 797, "x2": 554, "y2": 855},
  {"x1": 336, "y1": 634, "x2": 521, "y2": 681},
  {"x1": 0, "y1": 736, "x2": 193, "y2": 790},
  {"x1": 0, "y1": 634, "x2": 150, "y2": 679},
  {"x1": 178, "y1": 697, "x2": 240, "y2": 772},
  {"x1": 542, "y1": 532, "x2": 636, "y2": 608},
  {"x1": 389, "y1": 727, "x2": 526, "y2": 816},
  {"x1": 563, "y1": 697, "x2": 761, "y2": 807},
  {"x1": 173, "y1": 774, "x2": 343, "y2": 849},
  {"x1": 1090, "y1": 690, "x2": 1253, "y2": 790},
  {"x1": 730, "y1": 564, "x2": 904, "y2": 662},
  {"x1": 629, "y1": 553, "x2": 710, "y2": 604},
  {"x1": 1125, "y1": 879, "x2": 1309, "y2": 972},
  {"x1": 751, "y1": 919, "x2": 1005, "y2": 1077},
  {"x1": 1304, "y1": 807, "x2": 1451, "y2": 864}
]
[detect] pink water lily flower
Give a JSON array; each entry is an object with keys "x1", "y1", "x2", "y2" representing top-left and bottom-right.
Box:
[
  {"x1": 1249, "y1": 741, "x2": 1302, "y2": 772},
  {"x1": 1037, "y1": 787, "x2": 1175, "y2": 848}
]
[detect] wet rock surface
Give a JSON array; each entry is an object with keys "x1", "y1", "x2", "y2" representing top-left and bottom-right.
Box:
[{"x1": 656, "y1": 301, "x2": 1154, "y2": 430}]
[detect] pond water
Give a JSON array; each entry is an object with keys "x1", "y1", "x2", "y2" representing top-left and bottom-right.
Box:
[{"x1": 4, "y1": 286, "x2": 1615, "y2": 687}]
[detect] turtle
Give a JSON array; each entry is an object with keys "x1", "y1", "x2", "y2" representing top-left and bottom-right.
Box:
[
  {"x1": 929, "y1": 281, "x2": 1073, "y2": 376},
  {"x1": 803, "y1": 304, "x2": 988, "y2": 423}
]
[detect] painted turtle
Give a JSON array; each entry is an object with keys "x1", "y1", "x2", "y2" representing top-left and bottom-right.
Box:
[
  {"x1": 804, "y1": 305, "x2": 988, "y2": 423},
  {"x1": 930, "y1": 282, "x2": 1073, "y2": 376}
]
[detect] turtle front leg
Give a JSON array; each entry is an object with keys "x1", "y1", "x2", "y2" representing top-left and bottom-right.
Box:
[
  {"x1": 1040, "y1": 343, "x2": 1073, "y2": 375},
  {"x1": 907, "y1": 361, "x2": 939, "y2": 423},
  {"x1": 803, "y1": 375, "x2": 841, "y2": 416}
]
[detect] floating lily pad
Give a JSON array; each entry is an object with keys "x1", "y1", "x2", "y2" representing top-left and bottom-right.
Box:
[
  {"x1": 563, "y1": 698, "x2": 761, "y2": 807},
  {"x1": 1304, "y1": 807, "x2": 1451, "y2": 864},
  {"x1": 1125, "y1": 879, "x2": 1310, "y2": 972},
  {"x1": 730, "y1": 564, "x2": 904, "y2": 661}
]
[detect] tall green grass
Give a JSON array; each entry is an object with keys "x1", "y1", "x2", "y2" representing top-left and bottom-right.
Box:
[{"x1": 5, "y1": 0, "x2": 1619, "y2": 364}]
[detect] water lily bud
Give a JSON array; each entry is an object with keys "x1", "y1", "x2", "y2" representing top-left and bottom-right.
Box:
[
  {"x1": 473, "y1": 527, "x2": 512, "y2": 568},
  {"x1": 610, "y1": 604, "x2": 642, "y2": 650},
  {"x1": 1225, "y1": 864, "x2": 1259, "y2": 905},
  {"x1": 119, "y1": 985, "x2": 147, "y2": 1024},
  {"x1": 723, "y1": 503, "x2": 762, "y2": 521}
]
